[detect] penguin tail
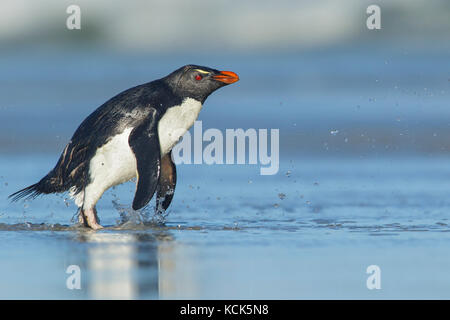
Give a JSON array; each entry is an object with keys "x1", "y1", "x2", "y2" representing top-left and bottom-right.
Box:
[
  {"x1": 8, "y1": 183, "x2": 42, "y2": 202},
  {"x1": 9, "y1": 171, "x2": 72, "y2": 202}
]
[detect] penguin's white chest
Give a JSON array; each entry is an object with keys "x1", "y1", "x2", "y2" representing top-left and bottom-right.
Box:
[
  {"x1": 88, "y1": 127, "x2": 137, "y2": 188},
  {"x1": 158, "y1": 97, "x2": 203, "y2": 155},
  {"x1": 74, "y1": 127, "x2": 137, "y2": 208}
]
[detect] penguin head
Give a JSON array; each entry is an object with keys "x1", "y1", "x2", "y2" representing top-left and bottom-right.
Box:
[{"x1": 164, "y1": 65, "x2": 239, "y2": 103}]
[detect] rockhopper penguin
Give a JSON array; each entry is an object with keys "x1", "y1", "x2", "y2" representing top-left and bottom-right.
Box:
[{"x1": 10, "y1": 65, "x2": 239, "y2": 229}]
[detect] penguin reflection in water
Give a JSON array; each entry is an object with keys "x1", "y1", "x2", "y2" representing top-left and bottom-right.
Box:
[{"x1": 10, "y1": 65, "x2": 239, "y2": 229}]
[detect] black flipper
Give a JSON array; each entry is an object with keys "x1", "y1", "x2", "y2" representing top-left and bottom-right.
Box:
[
  {"x1": 128, "y1": 109, "x2": 161, "y2": 210},
  {"x1": 156, "y1": 151, "x2": 177, "y2": 214}
]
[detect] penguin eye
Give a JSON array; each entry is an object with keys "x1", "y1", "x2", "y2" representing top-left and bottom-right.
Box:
[{"x1": 195, "y1": 74, "x2": 202, "y2": 81}]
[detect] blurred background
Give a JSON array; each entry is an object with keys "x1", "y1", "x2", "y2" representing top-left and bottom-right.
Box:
[
  {"x1": 0, "y1": 0, "x2": 449, "y2": 156},
  {"x1": 1, "y1": 0, "x2": 450, "y2": 299}
]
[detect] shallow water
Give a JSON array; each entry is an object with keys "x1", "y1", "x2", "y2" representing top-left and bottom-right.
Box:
[
  {"x1": 1, "y1": 154, "x2": 450, "y2": 299},
  {"x1": 1, "y1": 46, "x2": 450, "y2": 299}
]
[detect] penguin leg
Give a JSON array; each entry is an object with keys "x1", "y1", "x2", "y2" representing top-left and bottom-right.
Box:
[
  {"x1": 77, "y1": 208, "x2": 85, "y2": 225},
  {"x1": 156, "y1": 151, "x2": 177, "y2": 215},
  {"x1": 79, "y1": 186, "x2": 105, "y2": 230},
  {"x1": 79, "y1": 179, "x2": 110, "y2": 229},
  {"x1": 80, "y1": 207, "x2": 103, "y2": 230}
]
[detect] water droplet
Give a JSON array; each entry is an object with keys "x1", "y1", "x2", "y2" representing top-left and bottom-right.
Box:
[{"x1": 64, "y1": 198, "x2": 70, "y2": 207}]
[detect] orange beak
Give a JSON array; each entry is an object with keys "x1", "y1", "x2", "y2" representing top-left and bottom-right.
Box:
[{"x1": 213, "y1": 71, "x2": 239, "y2": 84}]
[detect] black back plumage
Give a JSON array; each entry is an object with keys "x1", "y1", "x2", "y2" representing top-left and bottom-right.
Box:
[
  {"x1": 10, "y1": 78, "x2": 180, "y2": 201},
  {"x1": 9, "y1": 64, "x2": 232, "y2": 202}
]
